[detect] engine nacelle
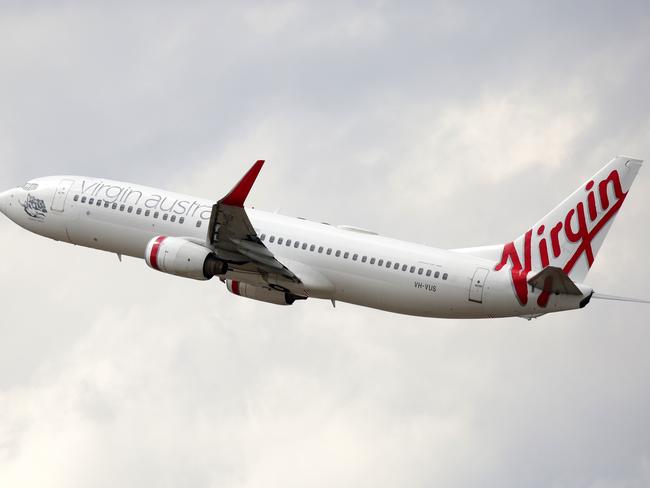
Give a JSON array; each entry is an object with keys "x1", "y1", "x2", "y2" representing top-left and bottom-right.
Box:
[
  {"x1": 145, "y1": 236, "x2": 226, "y2": 280},
  {"x1": 226, "y1": 280, "x2": 302, "y2": 305}
]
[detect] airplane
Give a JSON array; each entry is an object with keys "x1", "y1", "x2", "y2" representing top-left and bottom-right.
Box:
[{"x1": 0, "y1": 156, "x2": 648, "y2": 319}]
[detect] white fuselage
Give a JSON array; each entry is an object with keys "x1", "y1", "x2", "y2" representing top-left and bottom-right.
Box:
[{"x1": 0, "y1": 176, "x2": 590, "y2": 318}]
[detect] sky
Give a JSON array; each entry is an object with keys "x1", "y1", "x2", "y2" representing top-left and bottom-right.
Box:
[{"x1": 1, "y1": 1, "x2": 650, "y2": 487}]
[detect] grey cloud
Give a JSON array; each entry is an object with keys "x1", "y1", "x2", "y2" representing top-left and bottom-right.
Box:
[{"x1": 1, "y1": 1, "x2": 650, "y2": 487}]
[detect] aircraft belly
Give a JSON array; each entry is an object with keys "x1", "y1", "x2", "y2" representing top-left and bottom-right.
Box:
[
  {"x1": 329, "y1": 271, "x2": 439, "y2": 317},
  {"x1": 23, "y1": 213, "x2": 70, "y2": 243},
  {"x1": 67, "y1": 215, "x2": 152, "y2": 258}
]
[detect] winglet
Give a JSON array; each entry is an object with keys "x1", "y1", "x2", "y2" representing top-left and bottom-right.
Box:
[{"x1": 219, "y1": 160, "x2": 265, "y2": 207}]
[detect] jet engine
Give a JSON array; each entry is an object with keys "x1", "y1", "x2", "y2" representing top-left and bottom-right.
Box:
[
  {"x1": 145, "y1": 236, "x2": 226, "y2": 280},
  {"x1": 225, "y1": 280, "x2": 304, "y2": 305}
]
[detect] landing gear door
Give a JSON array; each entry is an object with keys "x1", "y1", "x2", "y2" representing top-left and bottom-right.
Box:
[
  {"x1": 469, "y1": 267, "x2": 490, "y2": 303},
  {"x1": 51, "y1": 178, "x2": 75, "y2": 212}
]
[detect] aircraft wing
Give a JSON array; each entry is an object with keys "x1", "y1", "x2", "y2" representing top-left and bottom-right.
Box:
[{"x1": 206, "y1": 160, "x2": 302, "y2": 286}]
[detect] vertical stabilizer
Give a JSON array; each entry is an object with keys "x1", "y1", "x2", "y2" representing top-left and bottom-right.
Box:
[{"x1": 494, "y1": 156, "x2": 642, "y2": 304}]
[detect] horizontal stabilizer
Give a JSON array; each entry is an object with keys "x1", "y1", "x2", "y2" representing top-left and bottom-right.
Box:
[
  {"x1": 592, "y1": 293, "x2": 650, "y2": 304},
  {"x1": 527, "y1": 266, "x2": 583, "y2": 295}
]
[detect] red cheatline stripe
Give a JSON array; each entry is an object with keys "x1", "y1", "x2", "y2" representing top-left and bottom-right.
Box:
[
  {"x1": 231, "y1": 280, "x2": 240, "y2": 295},
  {"x1": 149, "y1": 236, "x2": 167, "y2": 270}
]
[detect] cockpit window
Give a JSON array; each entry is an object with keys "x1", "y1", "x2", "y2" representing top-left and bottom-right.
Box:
[{"x1": 22, "y1": 183, "x2": 39, "y2": 191}]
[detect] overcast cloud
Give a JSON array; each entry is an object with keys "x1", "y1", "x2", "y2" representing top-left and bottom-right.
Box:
[{"x1": 1, "y1": 1, "x2": 650, "y2": 487}]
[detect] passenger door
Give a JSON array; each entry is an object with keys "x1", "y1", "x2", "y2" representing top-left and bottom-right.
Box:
[{"x1": 50, "y1": 178, "x2": 75, "y2": 212}]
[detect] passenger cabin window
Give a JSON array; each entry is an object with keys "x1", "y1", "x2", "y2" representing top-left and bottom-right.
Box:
[
  {"x1": 104, "y1": 201, "x2": 109, "y2": 208},
  {"x1": 153, "y1": 211, "x2": 159, "y2": 218},
  {"x1": 260, "y1": 234, "x2": 266, "y2": 241},
  {"x1": 136, "y1": 208, "x2": 142, "y2": 215},
  {"x1": 442, "y1": 273, "x2": 448, "y2": 280},
  {"x1": 120, "y1": 204, "x2": 125, "y2": 211},
  {"x1": 370, "y1": 258, "x2": 376, "y2": 264},
  {"x1": 335, "y1": 250, "x2": 341, "y2": 257},
  {"x1": 89, "y1": 198, "x2": 94, "y2": 205},
  {"x1": 353, "y1": 254, "x2": 358, "y2": 261},
  {"x1": 145, "y1": 210, "x2": 151, "y2": 217},
  {"x1": 434, "y1": 271, "x2": 440, "y2": 278},
  {"x1": 294, "y1": 242, "x2": 300, "y2": 248},
  {"x1": 170, "y1": 215, "x2": 176, "y2": 222},
  {"x1": 73, "y1": 195, "x2": 79, "y2": 202},
  {"x1": 112, "y1": 203, "x2": 118, "y2": 210},
  {"x1": 310, "y1": 245, "x2": 315, "y2": 251},
  {"x1": 163, "y1": 214, "x2": 168, "y2": 221},
  {"x1": 362, "y1": 256, "x2": 367, "y2": 263},
  {"x1": 378, "y1": 259, "x2": 384, "y2": 266},
  {"x1": 269, "y1": 236, "x2": 275, "y2": 243},
  {"x1": 386, "y1": 261, "x2": 392, "y2": 268},
  {"x1": 410, "y1": 266, "x2": 415, "y2": 273},
  {"x1": 196, "y1": 220, "x2": 202, "y2": 228},
  {"x1": 302, "y1": 243, "x2": 307, "y2": 250},
  {"x1": 286, "y1": 239, "x2": 292, "y2": 246},
  {"x1": 318, "y1": 246, "x2": 323, "y2": 253},
  {"x1": 418, "y1": 268, "x2": 423, "y2": 275},
  {"x1": 81, "y1": 197, "x2": 87, "y2": 203},
  {"x1": 394, "y1": 263, "x2": 399, "y2": 270},
  {"x1": 179, "y1": 217, "x2": 185, "y2": 224},
  {"x1": 344, "y1": 252, "x2": 349, "y2": 259},
  {"x1": 326, "y1": 248, "x2": 332, "y2": 255},
  {"x1": 278, "y1": 238, "x2": 284, "y2": 245},
  {"x1": 402, "y1": 264, "x2": 407, "y2": 271},
  {"x1": 426, "y1": 270, "x2": 432, "y2": 277},
  {"x1": 128, "y1": 206, "x2": 133, "y2": 213},
  {"x1": 96, "y1": 200, "x2": 102, "y2": 206}
]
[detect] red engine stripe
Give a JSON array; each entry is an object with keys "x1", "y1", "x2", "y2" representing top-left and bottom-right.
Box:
[
  {"x1": 231, "y1": 280, "x2": 240, "y2": 295},
  {"x1": 149, "y1": 236, "x2": 167, "y2": 270}
]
